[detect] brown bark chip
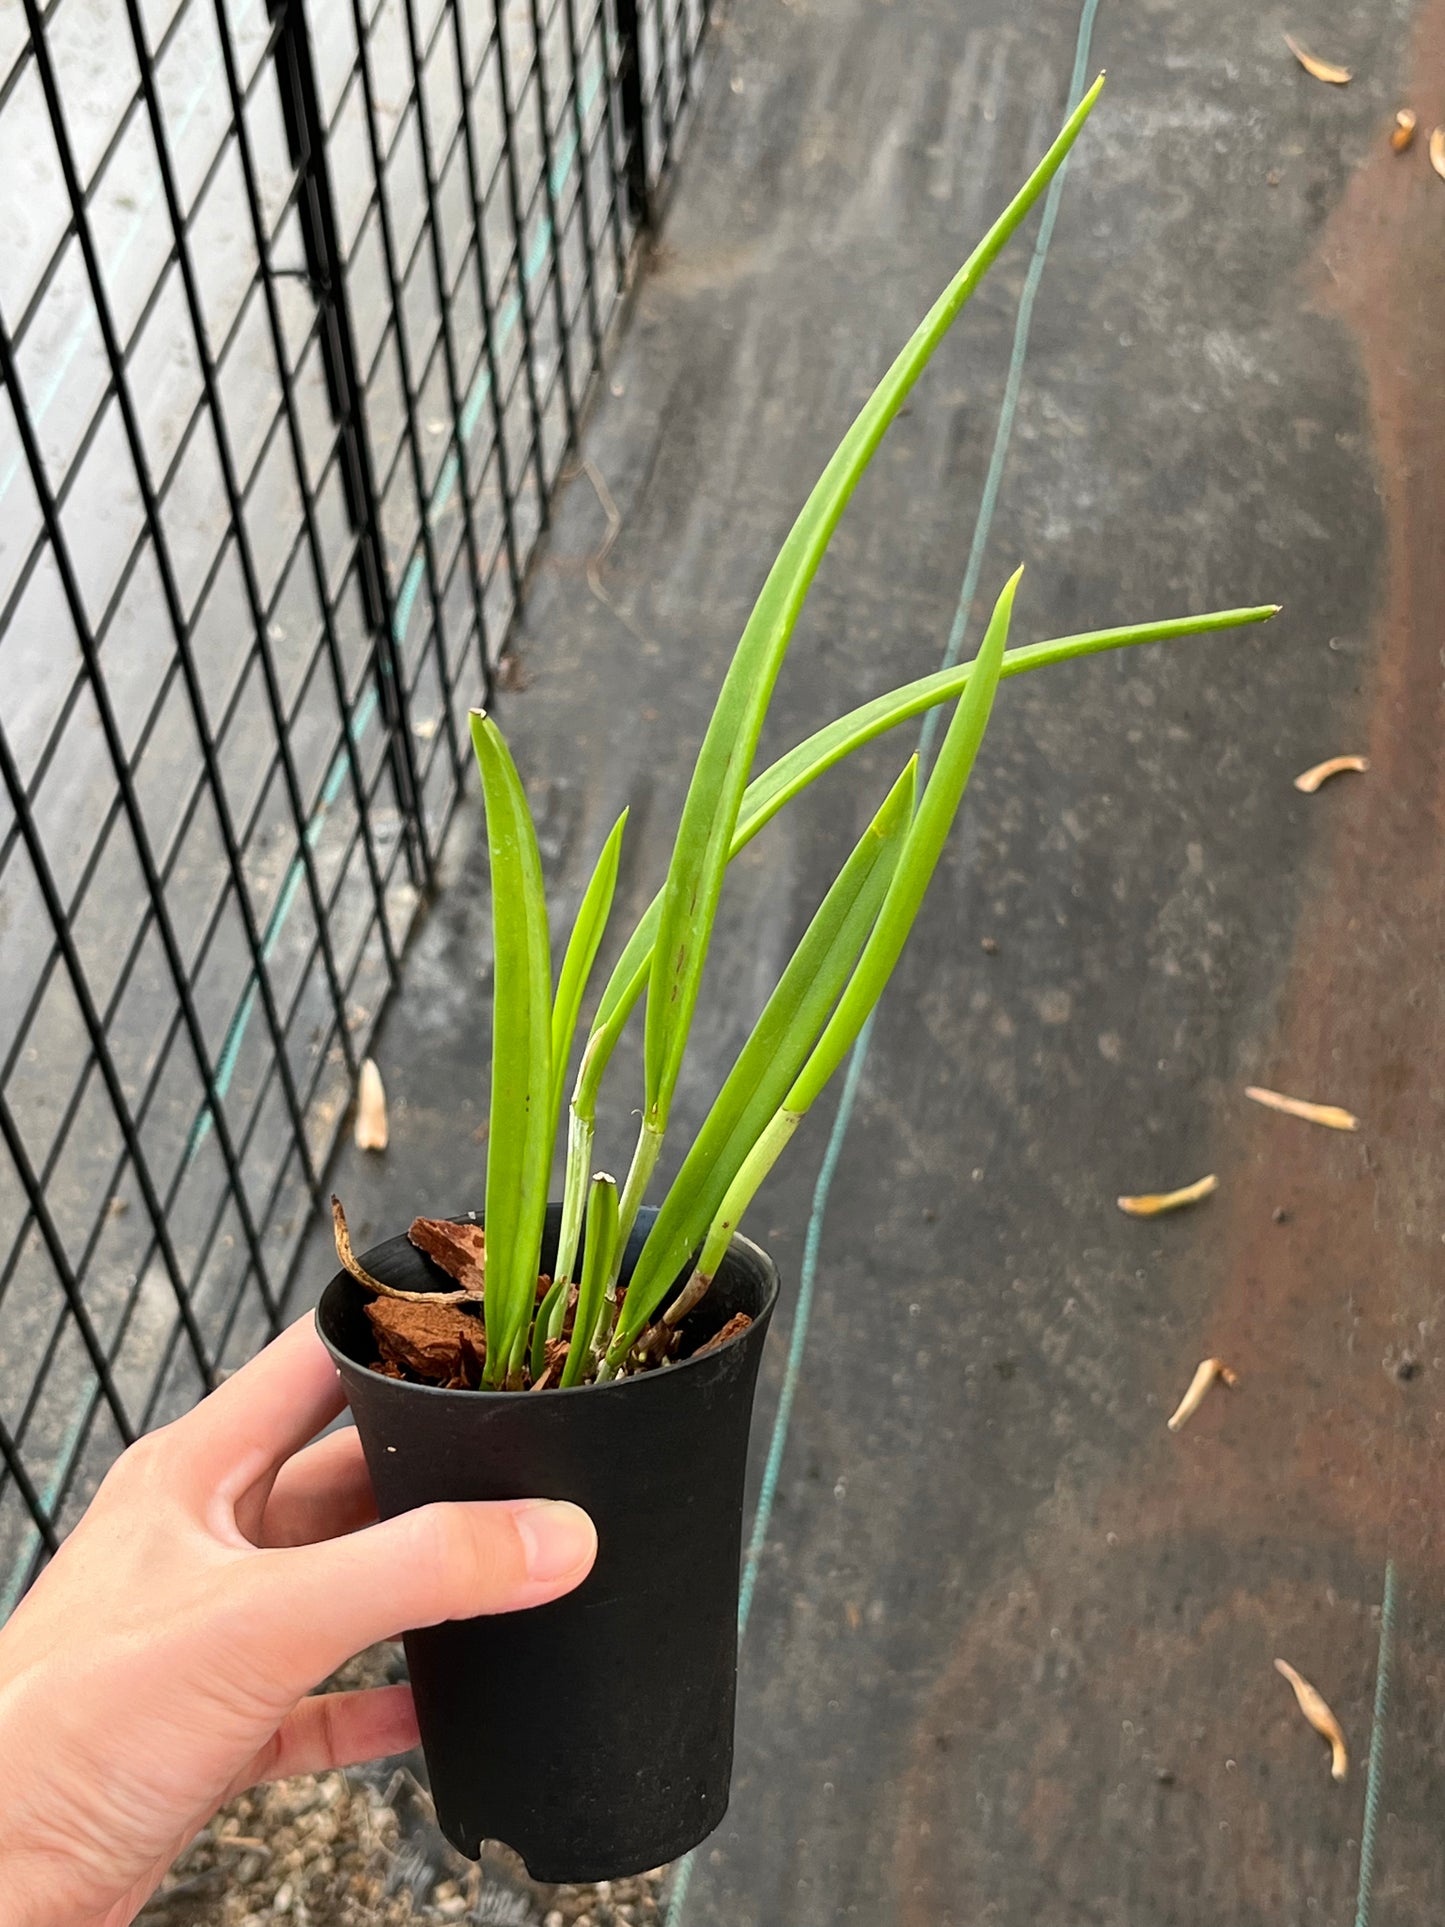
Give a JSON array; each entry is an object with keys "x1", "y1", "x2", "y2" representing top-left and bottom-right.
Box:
[
  {"x1": 689, "y1": 1313, "x2": 752, "y2": 1359},
  {"x1": 366, "y1": 1298, "x2": 486, "y2": 1383},
  {"x1": 406, "y1": 1217, "x2": 487, "y2": 1294}
]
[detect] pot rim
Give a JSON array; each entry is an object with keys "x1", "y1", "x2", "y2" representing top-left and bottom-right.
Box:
[{"x1": 317, "y1": 1216, "x2": 779, "y2": 1402}]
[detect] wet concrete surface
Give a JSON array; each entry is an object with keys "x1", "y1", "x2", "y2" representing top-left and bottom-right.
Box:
[{"x1": 309, "y1": 0, "x2": 1445, "y2": 1918}]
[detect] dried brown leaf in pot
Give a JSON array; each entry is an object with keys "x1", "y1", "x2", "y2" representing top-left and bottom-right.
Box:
[
  {"x1": 332, "y1": 1195, "x2": 387, "y2": 1293},
  {"x1": 332, "y1": 1195, "x2": 480, "y2": 1304}
]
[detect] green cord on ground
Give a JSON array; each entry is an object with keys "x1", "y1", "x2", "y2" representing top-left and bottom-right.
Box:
[{"x1": 1353, "y1": 1557, "x2": 1398, "y2": 1927}]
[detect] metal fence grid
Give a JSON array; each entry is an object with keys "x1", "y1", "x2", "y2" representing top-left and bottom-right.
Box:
[{"x1": 0, "y1": 0, "x2": 708, "y2": 1611}]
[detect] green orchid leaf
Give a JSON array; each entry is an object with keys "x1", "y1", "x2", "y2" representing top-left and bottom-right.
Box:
[
  {"x1": 739, "y1": 604, "x2": 1279, "y2": 843},
  {"x1": 628, "y1": 567, "x2": 1018, "y2": 1343},
  {"x1": 617, "y1": 757, "x2": 917, "y2": 1341},
  {"x1": 549, "y1": 808, "x2": 627, "y2": 1149},
  {"x1": 787, "y1": 569, "x2": 1016, "y2": 1109},
  {"x1": 469, "y1": 711, "x2": 553, "y2": 1385},
  {"x1": 577, "y1": 599, "x2": 1278, "y2": 1112},
  {"x1": 641, "y1": 76, "x2": 1108, "y2": 1148}
]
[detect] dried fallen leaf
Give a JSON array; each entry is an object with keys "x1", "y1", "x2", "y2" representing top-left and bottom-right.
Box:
[
  {"x1": 1431, "y1": 126, "x2": 1445, "y2": 180},
  {"x1": 1293, "y1": 753, "x2": 1368, "y2": 792},
  {"x1": 1284, "y1": 33, "x2": 1351, "y2": 83},
  {"x1": 1274, "y1": 1658, "x2": 1348, "y2": 1780},
  {"x1": 354, "y1": 1058, "x2": 388, "y2": 1151},
  {"x1": 407, "y1": 1216, "x2": 487, "y2": 1296},
  {"x1": 1391, "y1": 108, "x2": 1417, "y2": 152},
  {"x1": 1118, "y1": 1173, "x2": 1218, "y2": 1218},
  {"x1": 332, "y1": 1196, "x2": 477, "y2": 1304},
  {"x1": 1245, "y1": 1085, "x2": 1359, "y2": 1131},
  {"x1": 1167, "y1": 1357, "x2": 1238, "y2": 1432}
]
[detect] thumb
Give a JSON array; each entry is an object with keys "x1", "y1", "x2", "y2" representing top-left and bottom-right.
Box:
[{"x1": 237, "y1": 1498, "x2": 596, "y2": 1689}]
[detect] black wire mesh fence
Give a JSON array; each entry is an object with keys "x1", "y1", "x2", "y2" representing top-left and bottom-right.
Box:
[{"x1": 0, "y1": 0, "x2": 708, "y2": 1611}]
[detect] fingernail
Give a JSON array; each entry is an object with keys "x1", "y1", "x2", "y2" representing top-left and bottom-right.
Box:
[{"x1": 512, "y1": 1499, "x2": 596, "y2": 1582}]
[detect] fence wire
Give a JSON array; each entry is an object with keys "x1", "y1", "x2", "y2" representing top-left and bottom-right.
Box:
[{"x1": 0, "y1": 0, "x2": 707, "y2": 1611}]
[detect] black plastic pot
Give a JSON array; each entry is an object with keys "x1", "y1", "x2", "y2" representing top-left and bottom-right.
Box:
[{"x1": 317, "y1": 1204, "x2": 778, "y2": 1882}]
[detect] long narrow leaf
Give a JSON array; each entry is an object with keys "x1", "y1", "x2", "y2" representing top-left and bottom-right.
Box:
[
  {"x1": 790, "y1": 571, "x2": 1017, "y2": 1111},
  {"x1": 620, "y1": 757, "x2": 917, "y2": 1333},
  {"x1": 612, "y1": 569, "x2": 1018, "y2": 1356},
  {"x1": 577, "y1": 599, "x2": 1279, "y2": 1116},
  {"x1": 642, "y1": 76, "x2": 1107, "y2": 1141},
  {"x1": 739, "y1": 606, "x2": 1280, "y2": 842},
  {"x1": 549, "y1": 808, "x2": 627, "y2": 1148},
  {"x1": 470, "y1": 711, "x2": 552, "y2": 1385}
]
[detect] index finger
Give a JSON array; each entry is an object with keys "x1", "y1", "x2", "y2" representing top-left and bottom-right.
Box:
[{"x1": 162, "y1": 1314, "x2": 346, "y2": 1492}]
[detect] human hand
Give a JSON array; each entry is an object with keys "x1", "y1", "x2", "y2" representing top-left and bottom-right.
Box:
[{"x1": 0, "y1": 1314, "x2": 596, "y2": 1927}]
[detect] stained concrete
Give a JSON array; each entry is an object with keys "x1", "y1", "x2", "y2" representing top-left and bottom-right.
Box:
[{"x1": 308, "y1": 0, "x2": 1445, "y2": 1917}]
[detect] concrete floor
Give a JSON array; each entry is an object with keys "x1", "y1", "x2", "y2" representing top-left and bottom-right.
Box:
[{"x1": 312, "y1": 0, "x2": 1445, "y2": 1918}]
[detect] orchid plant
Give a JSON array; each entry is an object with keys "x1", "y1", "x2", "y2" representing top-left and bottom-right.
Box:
[{"x1": 383, "y1": 76, "x2": 1276, "y2": 1388}]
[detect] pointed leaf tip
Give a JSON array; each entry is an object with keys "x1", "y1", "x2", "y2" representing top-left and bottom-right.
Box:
[{"x1": 991, "y1": 568, "x2": 1023, "y2": 624}]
